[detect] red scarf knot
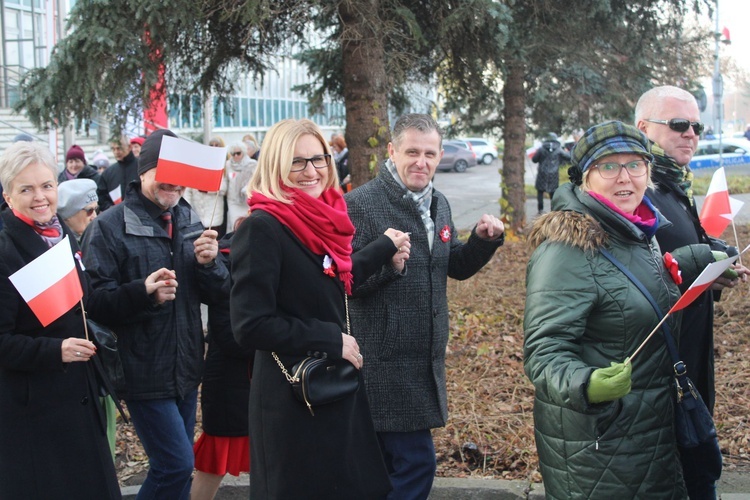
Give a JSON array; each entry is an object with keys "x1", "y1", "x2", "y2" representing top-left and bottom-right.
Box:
[{"x1": 249, "y1": 186, "x2": 355, "y2": 294}]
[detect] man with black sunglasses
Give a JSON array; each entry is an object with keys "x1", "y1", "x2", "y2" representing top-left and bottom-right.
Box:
[{"x1": 636, "y1": 85, "x2": 749, "y2": 500}]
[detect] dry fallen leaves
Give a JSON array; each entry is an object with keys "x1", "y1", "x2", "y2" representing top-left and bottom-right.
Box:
[{"x1": 117, "y1": 224, "x2": 750, "y2": 485}]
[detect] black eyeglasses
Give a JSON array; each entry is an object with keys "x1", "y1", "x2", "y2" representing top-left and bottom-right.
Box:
[
  {"x1": 231, "y1": 151, "x2": 243, "y2": 156},
  {"x1": 591, "y1": 160, "x2": 650, "y2": 179},
  {"x1": 82, "y1": 206, "x2": 98, "y2": 216},
  {"x1": 290, "y1": 154, "x2": 332, "y2": 172},
  {"x1": 645, "y1": 118, "x2": 704, "y2": 135}
]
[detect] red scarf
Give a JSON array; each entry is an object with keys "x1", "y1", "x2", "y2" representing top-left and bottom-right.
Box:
[{"x1": 249, "y1": 187, "x2": 355, "y2": 294}]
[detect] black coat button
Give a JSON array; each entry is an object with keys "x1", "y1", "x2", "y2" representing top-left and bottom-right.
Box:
[{"x1": 80, "y1": 396, "x2": 89, "y2": 405}]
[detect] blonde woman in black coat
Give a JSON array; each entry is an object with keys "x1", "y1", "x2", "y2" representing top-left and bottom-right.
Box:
[
  {"x1": 230, "y1": 119, "x2": 411, "y2": 499},
  {"x1": 0, "y1": 141, "x2": 174, "y2": 499}
]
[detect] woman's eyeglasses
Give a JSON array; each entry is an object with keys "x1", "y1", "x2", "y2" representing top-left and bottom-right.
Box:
[
  {"x1": 290, "y1": 154, "x2": 331, "y2": 172},
  {"x1": 231, "y1": 151, "x2": 243, "y2": 157},
  {"x1": 82, "y1": 206, "x2": 98, "y2": 216},
  {"x1": 645, "y1": 118, "x2": 704, "y2": 135},
  {"x1": 592, "y1": 160, "x2": 650, "y2": 179}
]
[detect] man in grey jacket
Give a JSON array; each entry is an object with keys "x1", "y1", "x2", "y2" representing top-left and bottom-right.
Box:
[{"x1": 345, "y1": 113, "x2": 504, "y2": 499}]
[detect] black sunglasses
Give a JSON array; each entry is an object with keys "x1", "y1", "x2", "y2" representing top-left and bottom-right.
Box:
[
  {"x1": 645, "y1": 118, "x2": 704, "y2": 135},
  {"x1": 82, "y1": 206, "x2": 98, "y2": 216},
  {"x1": 231, "y1": 151, "x2": 243, "y2": 156}
]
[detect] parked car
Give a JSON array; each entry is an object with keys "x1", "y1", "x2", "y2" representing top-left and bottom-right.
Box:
[
  {"x1": 444, "y1": 139, "x2": 475, "y2": 153},
  {"x1": 459, "y1": 138, "x2": 499, "y2": 165},
  {"x1": 438, "y1": 143, "x2": 478, "y2": 173},
  {"x1": 689, "y1": 139, "x2": 750, "y2": 170}
]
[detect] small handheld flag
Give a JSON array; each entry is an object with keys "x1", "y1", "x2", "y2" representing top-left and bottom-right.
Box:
[
  {"x1": 154, "y1": 136, "x2": 227, "y2": 192},
  {"x1": 699, "y1": 167, "x2": 732, "y2": 237},
  {"x1": 9, "y1": 236, "x2": 83, "y2": 327}
]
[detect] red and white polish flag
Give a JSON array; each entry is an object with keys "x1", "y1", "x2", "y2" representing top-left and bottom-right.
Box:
[
  {"x1": 154, "y1": 136, "x2": 227, "y2": 192},
  {"x1": 9, "y1": 236, "x2": 83, "y2": 327},
  {"x1": 699, "y1": 167, "x2": 733, "y2": 237},
  {"x1": 668, "y1": 243, "x2": 750, "y2": 313},
  {"x1": 109, "y1": 184, "x2": 122, "y2": 205}
]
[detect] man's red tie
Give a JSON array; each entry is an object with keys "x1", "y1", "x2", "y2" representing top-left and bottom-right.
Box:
[{"x1": 160, "y1": 212, "x2": 173, "y2": 239}]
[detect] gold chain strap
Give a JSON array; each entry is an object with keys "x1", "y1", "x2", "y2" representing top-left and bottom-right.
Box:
[{"x1": 272, "y1": 294, "x2": 351, "y2": 385}]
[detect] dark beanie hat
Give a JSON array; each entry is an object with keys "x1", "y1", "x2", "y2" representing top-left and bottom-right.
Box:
[
  {"x1": 138, "y1": 129, "x2": 177, "y2": 175},
  {"x1": 65, "y1": 144, "x2": 87, "y2": 164}
]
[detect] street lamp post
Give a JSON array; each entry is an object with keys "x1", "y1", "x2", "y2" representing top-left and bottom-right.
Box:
[{"x1": 712, "y1": 0, "x2": 722, "y2": 165}]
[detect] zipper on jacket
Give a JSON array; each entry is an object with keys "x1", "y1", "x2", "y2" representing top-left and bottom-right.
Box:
[{"x1": 595, "y1": 435, "x2": 600, "y2": 451}]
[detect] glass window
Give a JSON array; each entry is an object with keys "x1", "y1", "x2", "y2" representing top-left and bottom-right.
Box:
[
  {"x1": 264, "y1": 99, "x2": 273, "y2": 125},
  {"x1": 191, "y1": 95, "x2": 202, "y2": 128},
  {"x1": 214, "y1": 100, "x2": 223, "y2": 128},
  {"x1": 226, "y1": 97, "x2": 238, "y2": 127},
  {"x1": 249, "y1": 99, "x2": 257, "y2": 127},
  {"x1": 274, "y1": 99, "x2": 282, "y2": 121},
  {"x1": 241, "y1": 98, "x2": 249, "y2": 127},
  {"x1": 168, "y1": 94, "x2": 181, "y2": 128}
]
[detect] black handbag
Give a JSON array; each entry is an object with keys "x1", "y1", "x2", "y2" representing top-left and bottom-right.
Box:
[
  {"x1": 272, "y1": 295, "x2": 359, "y2": 416},
  {"x1": 88, "y1": 318, "x2": 126, "y2": 394},
  {"x1": 600, "y1": 248, "x2": 718, "y2": 448},
  {"x1": 85, "y1": 317, "x2": 129, "y2": 423}
]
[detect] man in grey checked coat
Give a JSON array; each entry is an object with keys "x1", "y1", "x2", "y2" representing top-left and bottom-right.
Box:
[{"x1": 345, "y1": 113, "x2": 505, "y2": 500}]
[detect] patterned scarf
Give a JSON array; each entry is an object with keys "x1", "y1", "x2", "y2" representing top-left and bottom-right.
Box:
[
  {"x1": 12, "y1": 209, "x2": 64, "y2": 247},
  {"x1": 650, "y1": 142, "x2": 694, "y2": 206},
  {"x1": 249, "y1": 187, "x2": 355, "y2": 294},
  {"x1": 384, "y1": 158, "x2": 435, "y2": 250}
]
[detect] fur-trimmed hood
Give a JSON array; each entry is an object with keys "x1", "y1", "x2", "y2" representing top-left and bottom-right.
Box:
[{"x1": 528, "y1": 210, "x2": 608, "y2": 253}]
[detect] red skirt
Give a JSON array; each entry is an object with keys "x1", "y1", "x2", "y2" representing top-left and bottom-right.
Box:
[{"x1": 193, "y1": 432, "x2": 250, "y2": 476}]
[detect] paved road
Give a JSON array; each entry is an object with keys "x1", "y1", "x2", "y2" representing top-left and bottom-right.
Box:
[{"x1": 436, "y1": 159, "x2": 750, "y2": 230}]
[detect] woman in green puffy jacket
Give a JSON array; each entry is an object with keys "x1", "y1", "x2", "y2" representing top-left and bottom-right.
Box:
[{"x1": 523, "y1": 121, "x2": 715, "y2": 499}]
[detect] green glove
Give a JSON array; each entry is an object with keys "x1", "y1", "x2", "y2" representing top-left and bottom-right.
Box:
[
  {"x1": 587, "y1": 360, "x2": 632, "y2": 404},
  {"x1": 711, "y1": 251, "x2": 739, "y2": 280}
]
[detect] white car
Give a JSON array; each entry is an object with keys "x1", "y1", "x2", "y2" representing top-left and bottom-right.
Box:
[
  {"x1": 459, "y1": 138, "x2": 499, "y2": 165},
  {"x1": 689, "y1": 139, "x2": 750, "y2": 170}
]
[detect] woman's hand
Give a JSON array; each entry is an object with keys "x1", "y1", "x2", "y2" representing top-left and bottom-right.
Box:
[
  {"x1": 342, "y1": 332, "x2": 363, "y2": 369},
  {"x1": 61, "y1": 337, "x2": 96, "y2": 363},
  {"x1": 385, "y1": 228, "x2": 411, "y2": 272},
  {"x1": 145, "y1": 268, "x2": 178, "y2": 304}
]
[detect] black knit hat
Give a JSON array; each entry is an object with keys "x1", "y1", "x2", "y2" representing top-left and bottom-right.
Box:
[{"x1": 138, "y1": 129, "x2": 178, "y2": 175}]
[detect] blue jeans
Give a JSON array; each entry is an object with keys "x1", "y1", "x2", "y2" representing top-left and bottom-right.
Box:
[
  {"x1": 126, "y1": 390, "x2": 198, "y2": 500},
  {"x1": 378, "y1": 430, "x2": 436, "y2": 500}
]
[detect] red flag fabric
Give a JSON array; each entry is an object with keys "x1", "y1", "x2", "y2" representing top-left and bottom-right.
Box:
[
  {"x1": 8, "y1": 236, "x2": 83, "y2": 327},
  {"x1": 154, "y1": 136, "x2": 227, "y2": 191},
  {"x1": 722, "y1": 26, "x2": 731, "y2": 42},
  {"x1": 699, "y1": 167, "x2": 732, "y2": 237}
]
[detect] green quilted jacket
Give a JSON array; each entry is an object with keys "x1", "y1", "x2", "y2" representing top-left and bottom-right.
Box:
[{"x1": 523, "y1": 183, "x2": 712, "y2": 499}]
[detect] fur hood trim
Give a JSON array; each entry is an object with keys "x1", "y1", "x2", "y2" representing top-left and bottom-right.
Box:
[{"x1": 527, "y1": 211, "x2": 608, "y2": 253}]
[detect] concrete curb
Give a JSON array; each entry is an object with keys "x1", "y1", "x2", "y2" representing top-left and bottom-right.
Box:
[
  {"x1": 121, "y1": 476, "x2": 546, "y2": 500},
  {"x1": 121, "y1": 472, "x2": 750, "y2": 499}
]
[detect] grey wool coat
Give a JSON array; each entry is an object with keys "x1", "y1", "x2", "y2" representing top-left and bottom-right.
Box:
[{"x1": 345, "y1": 166, "x2": 503, "y2": 432}]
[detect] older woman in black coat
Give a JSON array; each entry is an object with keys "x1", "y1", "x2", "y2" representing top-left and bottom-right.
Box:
[
  {"x1": 0, "y1": 141, "x2": 174, "y2": 499},
  {"x1": 231, "y1": 119, "x2": 411, "y2": 499}
]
